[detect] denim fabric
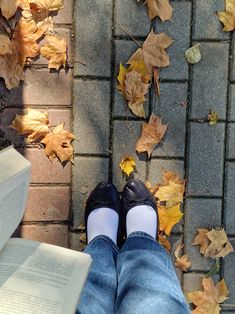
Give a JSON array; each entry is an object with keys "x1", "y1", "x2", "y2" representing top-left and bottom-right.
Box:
[{"x1": 77, "y1": 232, "x2": 190, "y2": 314}]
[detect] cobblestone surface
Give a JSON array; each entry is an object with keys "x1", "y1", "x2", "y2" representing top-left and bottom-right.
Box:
[{"x1": 1, "y1": 0, "x2": 234, "y2": 300}]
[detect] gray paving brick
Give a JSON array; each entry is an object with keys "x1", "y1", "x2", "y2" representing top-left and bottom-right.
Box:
[
  {"x1": 112, "y1": 120, "x2": 147, "y2": 191},
  {"x1": 74, "y1": 0, "x2": 112, "y2": 76},
  {"x1": 114, "y1": 40, "x2": 149, "y2": 117},
  {"x1": 190, "y1": 43, "x2": 229, "y2": 120},
  {"x1": 193, "y1": 0, "x2": 229, "y2": 40},
  {"x1": 148, "y1": 159, "x2": 184, "y2": 234},
  {"x1": 152, "y1": 83, "x2": 188, "y2": 157},
  {"x1": 225, "y1": 162, "x2": 235, "y2": 235},
  {"x1": 115, "y1": 0, "x2": 150, "y2": 37},
  {"x1": 223, "y1": 248, "x2": 235, "y2": 310},
  {"x1": 183, "y1": 273, "x2": 220, "y2": 293},
  {"x1": 73, "y1": 80, "x2": 110, "y2": 154},
  {"x1": 185, "y1": 199, "x2": 222, "y2": 271},
  {"x1": 231, "y1": 33, "x2": 235, "y2": 81},
  {"x1": 72, "y1": 157, "x2": 109, "y2": 229},
  {"x1": 188, "y1": 123, "x2": 225, "y2": 196},
  {"x1": 154, "y1": 1, "x2": 191, "y2": 80},
  {"x1": 229, "y1": 85, "x2": 235, "y2": 121},
  {"x1": 228, "y1": 124, "x2": 235, "y2": 159}
]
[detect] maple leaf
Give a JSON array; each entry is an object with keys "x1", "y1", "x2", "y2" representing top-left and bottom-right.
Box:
[
  {"x1": 136, "y1": 113, "x2": 167, "y2": 158},
  {"x1": 119, "y1": 156, "x2": 136, "y2": 177},
  {"x1": 127, "y1": 30, "x2": 173, "y2": 75},
  {"x1": 124, "y1": 70, "x2": 149, "y2": 117},
  {"x1": 192, "y1": 229, "x2": 210, "y2": 256},
  {"x1": 11, "y1": 108, "x2": 49, "y2": 142},
  {"x1": 0, "y1": 0, "x2": 18, "y2": 19},
  {"x1": 158, "y1": 204, "x2": 183, "y2": 235},
  {"x1": 187, "y1": 278, "x2": 229, "y2": 314},
  {"x1": 158, "y1": 233, "x2": 171, "y2": 251},
  {"x1": 29, "y1": 0, "x2": 64, "y2": 23},
  {"x1": 0, "y1": 35, "x2": 12, "y2": 55},
  {"x1": 145, "y1": 181, "x2": 159, "y2": 195},
  {"x1": 217, "y1": 0, "x2": 235, "y2": 32},
  {"x1": 41, "y1": 123, "x2": 75, "y2": 163},
  {"x1": 143, "y1": 0, "x2": 173, "y2": 21},
  {"x1": 204, "y1": 228, "x2": 233, "y2": 259},
  {"x1": 174, "y1": 242, "x2": 191, "y2": 272},
  {"x1": 40, "y1": 35, "x2": 67, "y2": 70},
  {"x1": 208, "y1": 110, "x2": 219, "y2": 126}
]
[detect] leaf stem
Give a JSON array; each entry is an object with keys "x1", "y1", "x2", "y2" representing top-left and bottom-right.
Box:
[
  {"x1": 118, "y1": 24, "x2": 142, "y2": 47},
  {"x1": 220, "y1": 304, "x2": 235, "y2": 307}
]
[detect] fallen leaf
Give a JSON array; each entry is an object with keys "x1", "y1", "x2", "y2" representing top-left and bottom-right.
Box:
[
  {"x1": 158, "y1": 204, "x2": 183, "y2": 235},
  {"x1": 174, "y1": 242, "x2": 184, "y2": 259},
  {"x1": 0, "y1": 0, "x2": 18, "y2": 19},
  {"x1": 175, "y1": 254, "x2": 191, "y2": 272},
  {"x1": 0, "y1": 35, "x2": 12, "y2": 55},
  {"x1": 153, "y1": 66, "x2": 160, "y2": 96},
  {"x1": 127, "y1": 30, "x2": 173, "y2": 74},
  {"x1": 185, "y1": 44, "x2": 201, "y2": 64},
  {"x1": 40, "y1": 35, "x2": 67, "y2": 70},
  {"x1": 145, "y1": 181, "x2": 159, "y2": 195},
  {"x1": 0, "y1": 53, "x2": 25, "y2": 89},
  {"x1": 128, "y1": 60, "x2": 151, "y2": 83},
  {"x1": 192, "y1": 229, "x2": 210, "y2": 255},
  {"x1": 143, "y1": 0, "x2": 173, "y2": 21},
  {"x1": 119, "y1": 156, "x2": 136, "y2": 177},
  {"x1": 29, "y1": 0, "x2": 64, "y2": 22},
  {"x1": 136, "y1": 113, "x2": 167, "y2": 158},
  {"x1": 41, "y1": 123, "x2": 75, "y2": 163},
  {"x1": 204, "y1": 228, "x2": 233, "y2": 259},
  {"x1": 162, "y1": 170, "x2": 185, "y2": 186},
  {"x1": 11, "y1": 108, "x2": 49, "y2": 142},
  {"x1": 117, "y1": 63, "x2": 128, "y2": 94},
  {"x1": 187, "y1": 278, "x2": 229, "y2": 313},
  {"x1": 208, "y1": 110, "x2": 219, "y2": 126},
  {"x1": 155, "y1": 180, "x2": 185, "y2": 207},
  {"x1": 158, "y1": 233, "x2": 171, "y2": 251},
  {"x1": 217, "y1": 0, "x2": 235, "y2": 32}
]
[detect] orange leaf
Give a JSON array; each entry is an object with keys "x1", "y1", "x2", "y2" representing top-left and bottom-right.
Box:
[
  {"x1": 143, "y1": 0, "x2": 173, "y2": 21},
  {"x1": 192, "y1": 229, "x2": 210, "y2": 255},
  {"x1": 158, "y1": 234, "x2": 171, "y2": 251},
  {"x1": 136, "y1": 113, "x2": 167, "y2": 158}
]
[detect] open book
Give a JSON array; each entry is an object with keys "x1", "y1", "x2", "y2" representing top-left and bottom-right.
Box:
[{"x1": 0, "y1": 146, "x2": 92, "y2": 314}]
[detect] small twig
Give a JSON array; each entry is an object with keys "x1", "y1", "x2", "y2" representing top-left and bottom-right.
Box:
[{"x1": 118, "y1": 24, "x2": 142, "y2": 47}]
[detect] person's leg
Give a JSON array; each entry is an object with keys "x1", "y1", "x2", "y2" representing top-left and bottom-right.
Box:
[
  {"x1": 77, "y1": 182, "x2": 121, "y2": 314},
  {"x1": 116, "y1": 180, "x2": 190, "y2": 314},
  {"x1": 77, "y1": 235, "x2": 119, "y2": 314},
  {"x1": 116, "y1": 232, "x2": 190, "y2": 314}
]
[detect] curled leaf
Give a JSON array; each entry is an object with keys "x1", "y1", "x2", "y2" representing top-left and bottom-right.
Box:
[
  {"x1": 208, "y1": 110, "x2": 219, "y2": 126},
  {"x1": 185, "y1": 44, "x2": 201, "y2": 64},
  {"x1": 119, "y1": 156, "x2": 136, "y2": 177}
]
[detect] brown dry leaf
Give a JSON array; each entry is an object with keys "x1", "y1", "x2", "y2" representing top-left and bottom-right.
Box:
[
  {"x1": 174, "y1": 242, "x2": 184, "y2": 259},
  {"x1": 11, "y1": 108, "x2": 49, "y2": 142},
  {"x1": 41, "y1": 123, "x2": 75, "y2": 163},
  {"x1": 153, "y1": 66, "x2": 160, "y2": 96},
  {"x1": 192, "y1": 229, "x2": 210, "y2": 255},
  {"x1": 217, "y1": 0, "x2": 235, "y2": 32},
  {"x1": 187, "y1": 278, "x2": 229, "y2": 314},
  {"x1": 0, "y1": 0, "x2": 18, "y2": 19},
  {"x1": 143, "y1": 0, "x2": 173, "y2": 21},
  {"x1": 119, "y1": 156, "x2": 136, "y2": 177},
  {"x1": 204, "y1": 228, "x2": 233, "y2": 259},
  {"x1": 127, "y1": 30, "x2": 173, "y2": 75},
  {"x1": 158, "y1": 234, "x2": 171, "y2": 251},
  {"x1": 0, "y1": 35, "x2": 12, "y2": 55},
  {"x1": 124, "y1": 70, "x2": 149, "y2": 117},
  {"x1": 40, "y1": 35, "x2": 67, "y2": 69},
  {"x1": 29, "y1": 0, "x2": 64, "y2": 22},
  {"x1": 158, "y1": 204, "x2": 183, "y2": 236},
  {"x1": 155, "y1": 172, "x2": 185, "y2": 208},
  {"x1": 136, "y1": 113, "x2": 167, "y2": 158},
  {"x1": 128, "y1": 60, "x2": 151, "y2": 83},
  {"x1": 175, "y1": 255, "x2": 191, "y2": 272}
]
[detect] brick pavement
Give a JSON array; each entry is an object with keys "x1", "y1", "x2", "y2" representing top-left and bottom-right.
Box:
[{"x1": 0, "y1": 0, "x2": 235, "y2": 309}]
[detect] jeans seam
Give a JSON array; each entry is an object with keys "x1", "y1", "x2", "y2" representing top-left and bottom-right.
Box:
[{"x1": 88, "y1": 235, "x2": 119, "y2": 253}]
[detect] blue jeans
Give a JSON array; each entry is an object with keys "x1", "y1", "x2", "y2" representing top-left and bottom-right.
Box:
[{"x1": 77, "y1": 232, "x2": 190, "y2": 314}]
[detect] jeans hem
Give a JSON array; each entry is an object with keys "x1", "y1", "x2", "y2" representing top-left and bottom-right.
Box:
[{"x1": 87, "y1": 235, "x2": 119, "y2": 253}]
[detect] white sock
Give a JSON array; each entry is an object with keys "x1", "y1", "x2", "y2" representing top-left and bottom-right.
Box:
[
  {"x1": 126, "y1": 205, "x2": 157, "y2": 238},
  {"x1": 87, "y1": 207, "x2": 119, "y2": 244}
]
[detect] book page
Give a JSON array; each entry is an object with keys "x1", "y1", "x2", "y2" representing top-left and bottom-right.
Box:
[{"x1": 0, "y1": 238, "x2": 92, "y2": 314}]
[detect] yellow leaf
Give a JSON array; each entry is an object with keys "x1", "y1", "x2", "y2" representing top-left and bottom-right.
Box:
[
  {"x1": 128, "y1": 60, "x2": 151, "y2": 83},
  {"x1": 143, "y1": 0, "x2": 173, "y2": 21},
  {"x1": 208, "y1": 110, "x2": 219, "y2": 126},
  {"x1": 117, "y1": 63, "x2": 128, "y2": 94},
  {"x1": 11, "y1": 108, "x2": 49, "y2": 142},
  {"x1": 217, "y1": 0, "x2": 235, "y2": 32},
  {"x1": 136, "y1": 113, "x2": 168, "y2": 157},
  {"x1": 158, "y1": 204, "x2": 183, "y2": 235},
  {"x1": 155, "y1": 181, "x2": 184, "y2": 207},
  {"x1": 0, "y1": 35, "x2": 12, "y2": 55},
  {"x1": 41, "y1": 123, "x2": 75, "y2": 163},
  {"x1": 0, "y1": 0, "x2": 18, "y2": 19},
  {"x1": 187, "y1": 278, "x2": 229, "y2": 313},
  {"x1": 40, "y1": 35, "x2": 67, "y2": 70},
  {"x1": 119, "y1": 156, "x2": 136, "y2": 177}
]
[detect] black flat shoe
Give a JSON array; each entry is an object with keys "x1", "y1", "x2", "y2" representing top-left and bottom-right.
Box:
[
  {"x1": 85, "y1": 182, "x2": 123, "y2": 247},
  {"x1": 122, "y1": 179, "x2": 159, "y2": 240}
]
